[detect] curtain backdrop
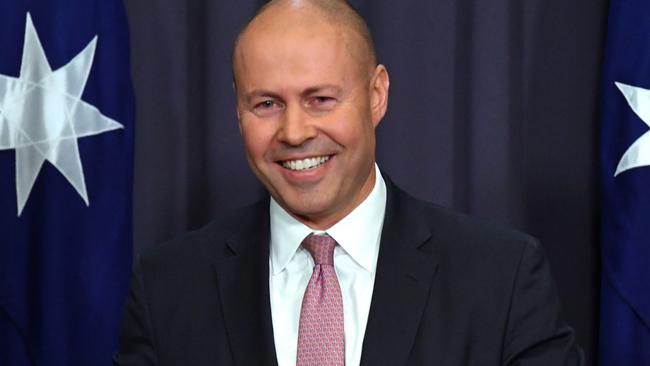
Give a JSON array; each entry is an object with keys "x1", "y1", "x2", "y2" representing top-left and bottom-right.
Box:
[{"x1": 124, "y1": 0, "x2": 607, "y2": 362}]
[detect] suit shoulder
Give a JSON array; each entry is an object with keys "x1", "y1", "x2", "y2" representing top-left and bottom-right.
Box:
[
  {"x1": 136, "y1": 199, "x2": 267, "y2": 270},
  {"x1": 390, "y1": 186, "x2": 546, "y2": 292},
  {"x1": 394, "y1": 185, "x2": 537, "y2": 257},
  {"x1": 430, "y1": 201, "x2": 534, "y2": 247}
]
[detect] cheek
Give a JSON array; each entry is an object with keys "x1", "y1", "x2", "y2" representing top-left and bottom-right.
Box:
[
  {"x1": 241, "y1": 120, "x2": 275, "y2": 162},
  {"x1": 325, "y1": 111, "x2": 373, "y2": 147}
]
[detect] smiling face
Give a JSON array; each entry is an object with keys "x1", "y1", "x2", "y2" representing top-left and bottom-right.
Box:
[{"x1": 233, "y1": 4, "x2": 389, "y2": 229}]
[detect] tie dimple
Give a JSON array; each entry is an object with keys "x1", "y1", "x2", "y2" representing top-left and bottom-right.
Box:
[{"x1": 296, "y1": 234, "x2": 345, "y2": 366}]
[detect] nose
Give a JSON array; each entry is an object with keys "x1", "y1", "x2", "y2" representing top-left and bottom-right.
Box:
[{"x1": 277, "y1": 104, "x2": 317, "y2": 146}]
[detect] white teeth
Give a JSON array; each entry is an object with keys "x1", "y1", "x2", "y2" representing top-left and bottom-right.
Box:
[{"x1": 282, "y1": 155, "x2": 330, "y2": 171}]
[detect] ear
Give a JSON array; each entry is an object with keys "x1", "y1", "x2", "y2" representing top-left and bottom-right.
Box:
[
  {"x1": 369, "y1": 64, "x2": 390, "y2": 128},
  {"x1": 233, "y1": 81, "x2": 244, "y2": 135}
]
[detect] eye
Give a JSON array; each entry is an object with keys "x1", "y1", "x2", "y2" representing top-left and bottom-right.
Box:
[
  {"x1": 253, "y1": 99, "x2": 283, "y2": 117},
  {"x1": 308, "y1": 96, "x2": 336, "y2": 110},
  {"x1": 256, "y1": 100, "x2": 276, "y2": 109},
  {"x1": 314, "y1": 96, "x2": 330, "y2": 103}
]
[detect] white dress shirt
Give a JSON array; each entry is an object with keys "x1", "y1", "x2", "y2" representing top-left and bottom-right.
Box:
[{"x1": 269, "y1": 164, "x2": 387, "y2": 366}]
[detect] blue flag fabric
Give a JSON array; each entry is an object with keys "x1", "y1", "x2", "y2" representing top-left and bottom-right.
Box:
[
  {"x1": 0, "y1": 1, "x2": 134, "y2": 365},
  {"x1": 600, "y1": 0, "x2": 650, "y2": 364}
]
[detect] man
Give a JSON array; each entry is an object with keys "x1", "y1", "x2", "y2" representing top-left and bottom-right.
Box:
[{"x1": 114, "y1": 0, "x2": 583, "y2": 365}]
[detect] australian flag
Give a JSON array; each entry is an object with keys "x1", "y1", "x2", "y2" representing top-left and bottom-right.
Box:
[
  {"x1": 600, "y1": 0, "x2": 650, "y2": 364},
  {"x1": 0, "y1": 0, "x2": 134, "y2": 365}
]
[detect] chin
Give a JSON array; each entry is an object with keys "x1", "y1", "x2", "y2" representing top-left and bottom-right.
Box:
[
  {"x1": 286, "y1": 200, "x2": 329, "y2": 217},
  {"x1": 281, "y1": 195, "x2": 334, "y2": 218}
]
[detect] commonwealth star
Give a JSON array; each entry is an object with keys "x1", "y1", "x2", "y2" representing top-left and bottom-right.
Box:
[
  {"x1": 0, "y1": 14, "x2": 123, "y2": 215},
  {"x1": 614, "y1": 81, "x2": 650, "y2": 177}
]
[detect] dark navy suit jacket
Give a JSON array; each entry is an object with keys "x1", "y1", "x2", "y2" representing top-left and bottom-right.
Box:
[{"x1": 113, "y1": 179, "x2": 583, "y2": 365}]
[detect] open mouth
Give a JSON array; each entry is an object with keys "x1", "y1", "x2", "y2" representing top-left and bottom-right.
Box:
[{"x1": 280, "y1": 155, "x2": 331, "y2": 171}]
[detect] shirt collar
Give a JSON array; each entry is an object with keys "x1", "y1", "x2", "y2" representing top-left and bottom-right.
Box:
[{"x1": 270, "y1": 164, "x2": 387, "y2": 275}]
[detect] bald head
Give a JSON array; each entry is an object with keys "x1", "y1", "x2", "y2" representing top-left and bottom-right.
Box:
[{"x1": 233, "y1": 0, "x2": 377, "y2": 80}]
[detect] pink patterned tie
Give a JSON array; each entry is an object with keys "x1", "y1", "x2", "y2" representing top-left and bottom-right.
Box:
[{"x1": 296, "y1": 234, "x2": 345, "y2": 366}]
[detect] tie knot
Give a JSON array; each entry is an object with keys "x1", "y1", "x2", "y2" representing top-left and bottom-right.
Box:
[{"x1": 302, "y1": 234, "x2": 336, "y2": 265}]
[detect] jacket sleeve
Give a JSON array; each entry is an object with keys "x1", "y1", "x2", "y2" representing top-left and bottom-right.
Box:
[
  {"x1": 502, "y1": 239, "x2": 584, "y2": 366},
  {"x1": 113, "y1": 255, "x2": 158, "y2": 365}
]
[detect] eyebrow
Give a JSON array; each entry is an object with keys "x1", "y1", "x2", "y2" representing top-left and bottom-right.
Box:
[
  {"x1": 302, "y1": 85, "x2": 342, "y2": 96},
  {"x1": 245, "y1": 89, "x2": 281, "y2": 104},
  {"x1": 244, "y1": 85, "x2": 343, "y2": 103}
]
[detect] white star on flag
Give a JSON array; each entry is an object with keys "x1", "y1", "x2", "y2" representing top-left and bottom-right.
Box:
[
  {"x1": 0, "y1": 13, "x2": 123, "y2": 216},
  {"x1": 614, "y1": 81, "x2": 650, "y2": 177}
]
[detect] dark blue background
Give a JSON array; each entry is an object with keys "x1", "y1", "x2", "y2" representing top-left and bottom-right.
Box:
[
  {"x1": 600, "y1": 0, "x2": 650, "y2": 363},
  {"x1": 0, "y1": 1, "x2": 134, "y2": 365}
]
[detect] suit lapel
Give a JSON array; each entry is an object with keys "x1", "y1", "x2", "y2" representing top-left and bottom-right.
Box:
[
  {"x1": 361, "y1": 180, "x2": 439, "y2": 365},
  {"x1": 213, "y1": 202, "x2": 278, "y2": 366}
]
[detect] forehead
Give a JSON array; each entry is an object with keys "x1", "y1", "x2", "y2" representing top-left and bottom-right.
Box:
[{"x1": 234, "y1": 10, "x2": 363, "y2": 91}]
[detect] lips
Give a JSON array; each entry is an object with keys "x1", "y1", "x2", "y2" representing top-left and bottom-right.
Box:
[{"x1": 280, "y1": 155, "x2": 331, "y2": 171}]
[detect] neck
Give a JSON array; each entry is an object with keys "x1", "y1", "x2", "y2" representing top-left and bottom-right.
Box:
[{"x1": 293, "y1": 166, "x2": 377, "y2": 230}]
